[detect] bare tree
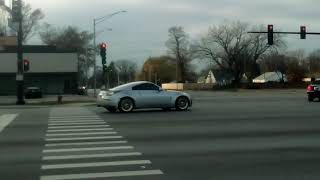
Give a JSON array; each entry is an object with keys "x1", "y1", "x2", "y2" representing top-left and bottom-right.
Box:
[
  {"x1": 39, "y1": 24, "x2": 93, "y2": 53},
  {"x1": 165, "y1": 26, "x2": 192, "y2": 82},
  {"x1": 39, "y1": 24, "x2": 94, "y2": 86},
  {"x1": 306, "y1": 49, "x2": 320, "y2": 73},
  {"x1": 21, "y1": 1, "x2": 44, "y2": 43},
  {"x1": 192, "y1": 21, "x2": 285, "y2": 85},
  {"x1": 115, "y1": 59, "x2": 138, "y2": 83}
]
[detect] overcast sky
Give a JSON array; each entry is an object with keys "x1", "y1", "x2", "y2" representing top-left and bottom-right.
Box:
[{"x1": 5, "y1": 0, "x2": 320, "y2": 67}]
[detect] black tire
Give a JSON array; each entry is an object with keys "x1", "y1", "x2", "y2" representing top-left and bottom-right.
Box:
[
  {"x1": 175, "y1": 96, "x2": 189, "y2": 111},
  {"x1": 308, "y1": 95, "x2": 314, "y2": 102},
  {"x1": 105, "y1": 107, "x2": 117, "y2": 113},
  {"x1": 119, "y1": 98, "x2": 134, "y2": 113}
]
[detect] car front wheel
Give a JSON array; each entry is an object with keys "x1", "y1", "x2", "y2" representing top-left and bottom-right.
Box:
[
  {"x1": 119, "y1": 98, "x2": 134, "y2": 112},
  {"x1": 175, "y1": 96, "x2": 189, "y2": 111}
]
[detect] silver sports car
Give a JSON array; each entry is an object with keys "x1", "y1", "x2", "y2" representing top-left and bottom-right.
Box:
[{"x1": 97, "y1": 81, "x2": 192, "y2": 112}]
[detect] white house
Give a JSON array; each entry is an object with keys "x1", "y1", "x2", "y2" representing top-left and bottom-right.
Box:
[
  {"x1": 253, "y1": 72, "x2": 287, "y2": 83},
  {"x1": 204, "y1": 70, "x2": 234, "y2": 85}
]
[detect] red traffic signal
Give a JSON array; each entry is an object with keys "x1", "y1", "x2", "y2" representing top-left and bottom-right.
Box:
[
  {"x1": 300, "y1": 26, "x2": 306, "y2": 39},
  {"x1": 23, "y1": 59, "x2": 30, "y2": 72},
  {"x1": 100, "y1": 43, "x2": 107, "y2": 65},
  {"x1": 100, "y1": 43, "x2": 107, "y2": 49}
]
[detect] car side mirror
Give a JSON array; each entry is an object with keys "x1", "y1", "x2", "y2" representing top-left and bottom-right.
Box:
[{"x1": 158, "y1": 88, "x2": 164, "y2": 92}]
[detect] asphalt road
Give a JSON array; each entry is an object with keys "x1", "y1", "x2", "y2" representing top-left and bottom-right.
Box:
[{"x1": 1, "y1": 90, "x2": 320, "y2": 180}]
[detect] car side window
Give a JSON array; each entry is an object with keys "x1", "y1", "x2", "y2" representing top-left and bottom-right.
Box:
[{"x1": 132, "y1": 83, "x2": 159, "y2": 91}]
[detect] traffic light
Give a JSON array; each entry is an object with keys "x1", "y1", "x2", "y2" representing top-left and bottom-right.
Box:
[
  {"x1": 100, "y1": 43, "x2": 107, "y2": 65},
  {"x1": 23, "y1": 59, "x2": 30, "y2": 72},
  {"x1": 300, "y1": 26, "x2": 306, "y2": 39},
  {"x1": 267, "y1": 24, "x2": 274, "y2": 45}
]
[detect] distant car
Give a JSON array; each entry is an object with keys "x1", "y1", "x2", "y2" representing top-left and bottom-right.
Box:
[
  {"x1": 97, "y1": 81, "x2": 192, "y2": 112},
  {"x1": 25, "y1": 87, "x2": 43, "y2": 99},
  {"x1": 78, "y1": 86, "x2": 87, "y2": 95},
  {"x1": 307, "y1": 80, "x2": 320, "y2": 102}
]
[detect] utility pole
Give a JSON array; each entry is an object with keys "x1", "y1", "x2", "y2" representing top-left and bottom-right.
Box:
[
  {"x1": 12, "y1": 0, "x2": 25, "y2": 105},
  {"x1": 92, "y1": 10, "x2": 127, "y2": 96}
]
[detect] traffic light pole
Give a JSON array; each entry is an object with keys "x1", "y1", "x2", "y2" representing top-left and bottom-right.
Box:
[
  {"x1": 248, "y1": 31, "x2": 320, "y2": 35},
  {"x1": 248, "y1": 25, "x2": 320, "y2": 45},
  {"x1": 16, "y1": 0, "x2": 25, "y2": 105}
]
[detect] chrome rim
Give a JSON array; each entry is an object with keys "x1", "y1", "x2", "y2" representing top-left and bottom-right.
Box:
[
  {"x1": 121, "y1": 99, "x2": 133, "y2": 112},
  {"x1": 178, "y1": 97, "x2": 189, "y2": 110}
]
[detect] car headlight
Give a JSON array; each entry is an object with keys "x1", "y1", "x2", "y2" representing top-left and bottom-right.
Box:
[
  {"x1": 98, "y1": 91, "x2": 107, "y2": 96},
  {"x1": 106, "y1": 91, "x2": 114, "y2": 96}
]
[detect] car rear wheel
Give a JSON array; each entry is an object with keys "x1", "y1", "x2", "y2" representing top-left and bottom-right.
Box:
[
  {"x1": 119, "y1": 98, "x2": 134, "y2": 112},
  {"x1": 175, "y1": 96, "x2": 189, "y2": 111},
  {"x1": 105, "y1": 107, "x2": 117, "y2": 113},
  {"x1": 308, "y1": 95, "x2": 314, "y2": 102}
]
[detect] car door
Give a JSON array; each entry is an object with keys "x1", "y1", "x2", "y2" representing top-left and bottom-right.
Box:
[{"x1": 132, "y1": 83, "x2": 170, "y2": 108}]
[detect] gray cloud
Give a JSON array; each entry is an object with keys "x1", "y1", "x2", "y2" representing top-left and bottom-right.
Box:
[{"x1": 27, "y1": 0, "x2": 320, "y2": 67}]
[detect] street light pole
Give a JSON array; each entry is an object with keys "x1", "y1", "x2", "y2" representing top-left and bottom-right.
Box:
[
  {"x1": 92, "y1": 10, "x2": 127, "y2": 97},
  {"x1": 93, "y1": 19, "x2": 97, "y2": 96}
]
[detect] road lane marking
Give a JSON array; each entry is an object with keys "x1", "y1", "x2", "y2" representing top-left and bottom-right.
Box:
[
  {"x1": 46, "y1": 132, "x2": 117, "y2": 136},
  {"x1": 40, "y1": 170, "x2": 163, "y2": 180},
  {"x1": 49, "y1": 122, "x2": 105, "y2": 126},
  {"x1": 48, "y1": 125, "x2": 110, "y2": 129},
  {"x1": 43, "y1": 146, "x2": 133, "y2": 153},
  {"x1": 41, "y1": 160, "x2": 151, "y2": 169},
  {"x1": 42, "y1": 152, "x2": 142, "y2": 160},
  {"x1": 45, "y1": 136, "x2": 122, "y2": 141},
  {"x1": 45, "y1": 141, "x2": 127, "y2": 147},
  {"x1": 0, "y1": 114, "x2": 18, "y2": 133},
  {"x1": 47, "y1": 128, "x2": 113, "y2": 132}
]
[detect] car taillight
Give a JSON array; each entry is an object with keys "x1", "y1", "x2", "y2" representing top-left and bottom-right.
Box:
[{"x1": 307, "y1": 85, "x2": 314, "y2": 91}]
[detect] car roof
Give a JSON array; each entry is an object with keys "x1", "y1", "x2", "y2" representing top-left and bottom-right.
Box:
[{"x1": 110, "y1": 81, "x2": 154, "y2": 91}]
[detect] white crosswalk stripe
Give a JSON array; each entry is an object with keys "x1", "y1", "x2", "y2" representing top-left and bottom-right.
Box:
[
  {"x1": 43, "y1": 146, "x2": 134, "y2": 153},
  {"x1": 45, "y1": 136, "x2": 123, "y2": 141},
  {"x1": 0, "y1": 114, "x2": 18, "y2": 133},
  {"x1": 46, "y1": 131, "x2": 117, "y2": 136},
  {"x1": 47, "y1": 128, "x2": 113, "y2": 132},
  {"x1": 43, "y1": 152, "x2": 142, "y2": 160},
  {"x1": 40, "y1": 170, "x2": 163, "y2": 180},
  {"x1": 45, "y1": 140, "x2": 127, "y2": 147},
  {"x1": 40, "y1": 107, "x2": 163, "y2": 179},
  {"x1": 48, "y1": 125, "x2": 110, "y2": 129}
]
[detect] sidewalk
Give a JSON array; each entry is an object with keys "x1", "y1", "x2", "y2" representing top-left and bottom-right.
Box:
[{"x1": 0, "y1": 95, "x2": 96, "y2": 106}]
